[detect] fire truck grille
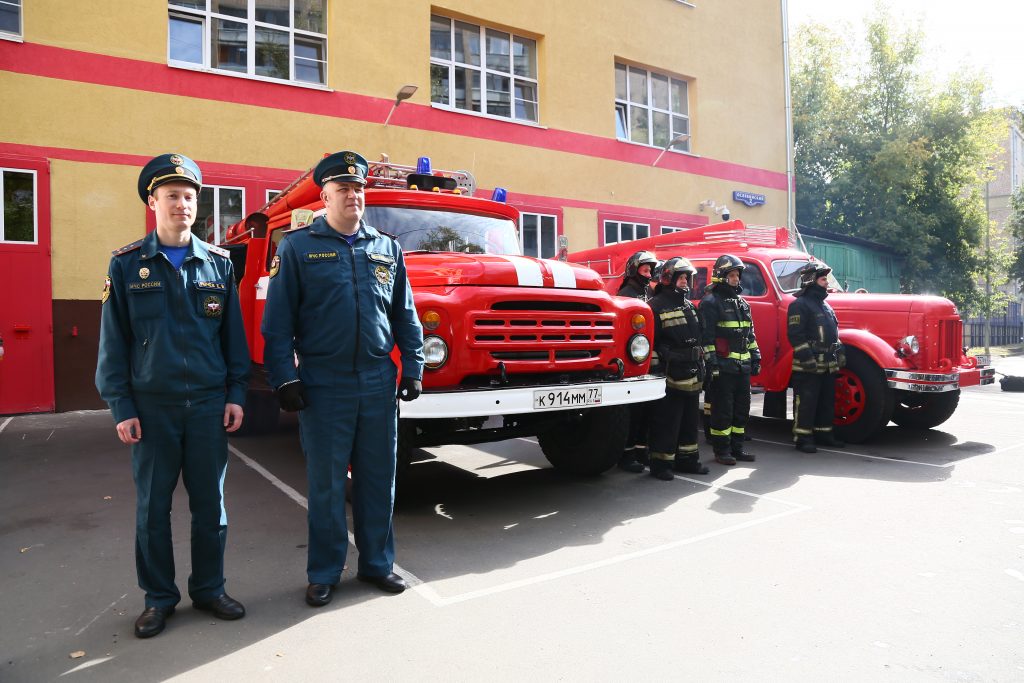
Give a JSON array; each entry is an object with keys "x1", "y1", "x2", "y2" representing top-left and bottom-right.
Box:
[
  {"x1": 470, "y1": 305, "x2": 617, "y2": 361},
  {"x1": 938, "y1": 319, "x2": 963, "y2": 361}
]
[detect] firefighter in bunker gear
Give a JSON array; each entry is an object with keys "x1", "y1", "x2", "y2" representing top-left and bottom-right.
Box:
[
  {"x1": 647, "y1": 258, "x2": 710, "y2": 480},
  {"x1": 616, "y1": 250, "x2": 659, "y2": 472},
  {"x1": 788, "y1": 261, "x2": 846, "y2": 453},
  {"x1": 699, "y1": 254, "x2": 760, "y2": 465}
]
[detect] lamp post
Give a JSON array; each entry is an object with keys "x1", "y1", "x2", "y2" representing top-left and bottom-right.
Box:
[
  {"x1": 383, "y1": 84, "x2": 418, "y2": 127},
  {"x1": 652, "y1": 132, "x2": 690, "y2": 167},
  {"x1": 984, "y1": 166, "x2": 994, "y2": 356}
]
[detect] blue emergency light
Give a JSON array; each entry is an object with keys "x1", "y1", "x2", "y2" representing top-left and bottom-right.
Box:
[
  {"x1": 417, "y1": 157, "x2": 432, "y2": 174},
  {"x1": 491, "y1": 187, "x2": 507, "y2": 203}
]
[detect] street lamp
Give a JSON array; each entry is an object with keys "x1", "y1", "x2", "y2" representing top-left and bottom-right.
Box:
[
  {"x1": 984, "y1": 165, "x2": 994, "y2": 356},
  {"x1": 383, "y1": 84, "x2": 418, "y2": 127},
  {"x1": 652, "y1": 132, "x2": 690, "y2": 167}
]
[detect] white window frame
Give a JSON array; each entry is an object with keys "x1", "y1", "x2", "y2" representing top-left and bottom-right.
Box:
[
  {"x1": 604, "y1": 220, "x2": 649, "y2": 245},
  {"x1": 0, "y1": 0, "x2": 21, "y2": 40},
  {"x1": 660, "y1": 225, "x2": 686, "y2": 235},
  {"x1": 167, "y1": 0, "x2": 328, "y2": 87},
  {"x1": 195, "y1": 184, "x2": 245, "y2": 245},
  {"x1": 266, "y1": 188, "x2": 283, "y2": 204},
  {"x1": 430, "y1": 14, "x2": 539, "y2": 124},
  {"x1": 615, "y1": 63, "x2": 690, "y2": 152},
  {"x1": 0, "y1": 167, "x2": 38, "y2": 244},
  {"x1": 519, "y1": 212, "x2": 558, "y2": 259}
]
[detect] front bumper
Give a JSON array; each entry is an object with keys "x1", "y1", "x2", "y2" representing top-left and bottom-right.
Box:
[
  {"x1": 885, "y1": 366, "x2": 995, "y2": 392},
  {"x1": 399, "y1": 375, "x2": 666, "y2": 419}
]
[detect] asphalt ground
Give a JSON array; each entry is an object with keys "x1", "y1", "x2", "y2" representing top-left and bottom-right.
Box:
[{"x1": 2, "y1": 357, "x2": 1023, "y2": 682}]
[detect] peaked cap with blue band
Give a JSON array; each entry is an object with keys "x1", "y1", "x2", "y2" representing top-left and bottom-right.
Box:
[
  {"x1": 137, "y1": 153, "x2": 203, "y2": 203},
  {"x1": 313, "y1": 151, "x2": 369, "y2": 188}
]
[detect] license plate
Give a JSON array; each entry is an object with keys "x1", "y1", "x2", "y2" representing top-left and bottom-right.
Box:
[
  {"x1": 974, "y1": 354, "x2": 990, "y2": 367},
  {"x1": 533, "y1": 387, "x2": 603, "y2": 410}
]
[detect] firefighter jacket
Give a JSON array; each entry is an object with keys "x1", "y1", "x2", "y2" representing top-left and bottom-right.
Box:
[
  {"x1": 699, "y1": 282, "x2": 760, "y2": 374},
  {"x1": 95, "y1": 230, "x2": 251, "y2": 424},
  {"x1": 787, "y1": 284, "x2": 844, "y2": 373},
  {"x1": 261, "y1": 217, "x2": 425, "y2": 389},
  {"x1": 617, "y1": 278, "x2": 651, "y2": 302},
  {"x1": 650, "y1": 288, "x2": 705, "y2": 392}
]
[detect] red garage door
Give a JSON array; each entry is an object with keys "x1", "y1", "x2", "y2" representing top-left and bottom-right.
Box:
[{"x1": 0, "y1": 157, "x2": 54, "y2": 414}]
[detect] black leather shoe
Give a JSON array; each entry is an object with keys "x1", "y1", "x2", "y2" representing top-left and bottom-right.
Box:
[
  {"x1": 134, "y1": 606, "x2": 174, "y2": 639},
  {"x1": 674, "y1": 458, "x2": 710, "y2": 475},
  {"x1": 733, "y1": 451, "x2": 756, "y2": 462},
  {"x1": 357, "y1": 572, "x2": 407, "y2": 593},
  {"x1": 192, "y1": 593, "x2": 245, "y2": 620},
  {"x1": 305, "y1": 583, "x2": 334, "y2": 607}
]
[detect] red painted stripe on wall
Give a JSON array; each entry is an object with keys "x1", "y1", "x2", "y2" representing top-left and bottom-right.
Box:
[{"x1": 1, "y1": 41, "x2": 790, "y2": 191}]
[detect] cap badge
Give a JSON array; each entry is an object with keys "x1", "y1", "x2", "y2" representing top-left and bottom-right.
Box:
[
  {"x1": 343, "y1": 152, "x2": 357, "y2": 163},
  {"x1": 169, "y1": 155, "x2": 184, "y2": 165},
  {"x1": 174, "y1": 166, "x2": 185, "y2": 175},
  {"x1": 139, "y1": 267, "x2": 150, "y2": 280},
  {"x1": 347, "y1": 166, "x2": 355, "y2": 174}
]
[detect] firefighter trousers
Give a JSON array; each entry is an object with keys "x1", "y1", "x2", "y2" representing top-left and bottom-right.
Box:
[
  {"x1": 648, "y1": 388, "x2": 701, "y2": 464},
  {"x1": 791, "y1": 371, "x2": 838, "y2": 440},
  {"x1": 709, "y1": 371, "x2": 751, "y2": 455}
]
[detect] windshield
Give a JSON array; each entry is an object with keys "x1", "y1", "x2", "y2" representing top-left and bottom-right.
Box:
[
  {"x1": 363, "y1": 206, "x2": 522, "y2": 256},
  {"x1": 773, "y1": 259, "x2": 844, "y2": 293}
]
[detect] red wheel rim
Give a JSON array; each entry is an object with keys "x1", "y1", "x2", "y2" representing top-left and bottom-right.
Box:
[{"x1": 834, "y1": 368, "x2": 866, "y2": 425}]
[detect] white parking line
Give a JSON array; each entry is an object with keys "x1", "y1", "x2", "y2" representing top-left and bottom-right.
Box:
[
  {"x1": 753, "y1": 438, "x2": 955, "y2": 468},
  {"x1": 0, "y1": 416, "x2": 12, "y2": 434},
  {"x1": 229, "y1": 443, "x2": 812, "y2": 608}
]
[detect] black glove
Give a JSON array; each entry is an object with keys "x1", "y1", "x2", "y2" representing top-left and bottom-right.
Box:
[
  {"x1": 751, "y1": 362, "x2": 761, "y2": 376},
  {"x1": 276, "y1": 379, "x2": 307, "y2": 412},
  {"x1": 397, "y1": 377, "x2": 422, "y2": 401}
]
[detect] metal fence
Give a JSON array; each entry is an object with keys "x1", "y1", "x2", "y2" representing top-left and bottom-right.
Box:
[{"x1": 964, "y1": 301, "x2": 1024, "y2": 348}]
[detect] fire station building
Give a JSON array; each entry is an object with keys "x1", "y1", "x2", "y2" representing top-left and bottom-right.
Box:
[{"x1": 0, "y1": 0, "x2": 790, "y2": 414}]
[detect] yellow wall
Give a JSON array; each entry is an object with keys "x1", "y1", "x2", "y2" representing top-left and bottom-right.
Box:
[{"x1": 7, "y1": 0, "x2": 789, "y2": 300}]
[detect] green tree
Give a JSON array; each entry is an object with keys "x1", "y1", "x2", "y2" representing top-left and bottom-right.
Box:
[
  {"x1": 1008, "y1": 179, "x2": 1024, "y2": 283},
  {"x1": 792, "y1": 9, "x2": 1002, "y2": 310}
]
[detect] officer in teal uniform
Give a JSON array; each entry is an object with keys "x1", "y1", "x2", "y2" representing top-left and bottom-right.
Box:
[
  {"x1": 261, "y1": 150, "x2": 424, "y2": 607},
  {"x1": 96, "y1": 153, "x2": 251, "y2": 638}
]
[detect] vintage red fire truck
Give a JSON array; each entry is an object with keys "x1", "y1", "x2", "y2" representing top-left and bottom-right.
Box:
[
  {"x1": 568, "y1": 221, "x2": 995, "y2": 443},
  {"x1": 221, "y1": 156, "x2": 664, "y2": 475}
]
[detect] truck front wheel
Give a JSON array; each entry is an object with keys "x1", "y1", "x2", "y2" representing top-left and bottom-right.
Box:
[
  {"x1": 891, "y1": 390, "x2": 960, "y2": 430},
  {"x1": 833, "y1": 348, "x2": 894, "y2": 443},
  {"x1": 538, "y1": 405, "x2": 628, "y2": 476}
]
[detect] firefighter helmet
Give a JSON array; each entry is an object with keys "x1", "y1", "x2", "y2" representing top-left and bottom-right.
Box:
[
  {"x1": 799, "y1": 261, "x2": 832, "y2": 288},
  {"x1": 661, "y1": 257, "x2": 697, "y2": 292},
  {"x1": 624, "y1": 251, "x2": 658, "y2": 280},
  {"x1": 712, "y1": 254, "x2": 745, "y2": 283}
]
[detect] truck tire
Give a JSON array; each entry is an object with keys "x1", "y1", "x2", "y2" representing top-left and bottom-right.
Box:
[
  {"x1": 234, "y1": 390, "x2": 280, "y2": 436},
  {"x1": 891, "y1": 390, "x2": 960, "y2": 430},
  {"x1": 833, "y1": 348, "x2": 894, "y2": 444},
  {"x1": 537, "y1": 405, "x2": 628, "y2": 476}
]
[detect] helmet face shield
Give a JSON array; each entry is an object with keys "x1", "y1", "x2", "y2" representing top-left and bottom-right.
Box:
[{"x1": 625, "y1": 250, "x2": 659, "y2": 281}]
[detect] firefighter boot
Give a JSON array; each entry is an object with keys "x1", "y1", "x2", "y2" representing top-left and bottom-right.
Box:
[
  {"x1": 714, "y1": 452, "x2": 736, "y2": 466},
  {"x1": 633, "y1": 445, "x2": 651, "y2": 467},
  {"x1": 674, "y1": 455, "x2": 710, "y2": 475},
  {"x1": 816, "y1": 432, "x2": 846, "y2": 448},
  {"x1": 649, "y1": 458, "x2": 675, "y2": 481},
  {"x1": 795, "y1": 437, "x2": 817, "y2": 453},
  {"x1": 618, "y1": 451, "x2": 645, "y2": 473},
  {"x1": 732, "y1": 450, "x2": 756, "y2": 462}
]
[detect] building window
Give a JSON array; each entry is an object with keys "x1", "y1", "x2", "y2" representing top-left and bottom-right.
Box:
[
  {"x1": 604, "y1": 220, "x2": 649, "y2": 245},
  {"x1": 266, "y1": 188, "x2": 283, "y2": 204},
  {"x1": 615, "y1": 63, "x2": 690, "y2": 152},
  {"x1": 0, "y1": 0, "x2": 20, "y2": 38},
  {"x1": 193, "y1": 185, "x2": 244, "y2": 244},
  {"x1": 430, "y1": 14, "x2": 539, "y2": 123},
  {"x1": 660, "y1": 226, "x2": 686, "y2": 234},
  {"x1": 168, "y1": 0, "x2": 327, "y2": 86},
  {"x1": 520, "y1": 212, "x2": 557, "y2": 258},
  {"x1": 0, "y1": 168, "x2": 35, "y2": 243}
]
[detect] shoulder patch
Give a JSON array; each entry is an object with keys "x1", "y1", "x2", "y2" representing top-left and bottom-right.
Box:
[
  {"x1": 789, "y1": 314, "x2": 801, "y2": 325},
  {"x1": 112, "y1": 239, "x2": 144, "y2": 257},
  {"x1": 207, "y1": 244, "x2": 230, "y2": 258}
]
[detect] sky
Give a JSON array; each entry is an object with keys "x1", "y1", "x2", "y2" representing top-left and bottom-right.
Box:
[{"x1": 786, "y1": 0, "x2": 1024, "y2": 108}]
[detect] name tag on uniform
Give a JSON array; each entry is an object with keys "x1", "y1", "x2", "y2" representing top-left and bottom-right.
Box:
[
  {"x1": 196, "y1": 281, "x2": 226, "y2": 291},
  {"x1": 367, "y1": 252, "x2": 395, "y2": 265},
  {"x1": 128, "y1": 281, "x2": 163, "y2": 291},
  {"x1": 304, "y1": 251, "x2": 340, "y2": 262}
]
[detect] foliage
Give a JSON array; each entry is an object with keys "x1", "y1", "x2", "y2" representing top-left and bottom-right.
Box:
[
  {"x1": 1008, "y1": 185, "x2": 1024, "y2": 282},
  {"x1": 792, "y1": 9, "x2": 1004, "y2": 312},
  {"x1": 418, "y1": 226, "x2": 483, "y2": 253}
]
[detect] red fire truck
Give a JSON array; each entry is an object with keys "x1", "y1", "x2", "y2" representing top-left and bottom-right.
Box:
[
  {"x1": 568, "y1": 221, "x2": 995, "y2": 443},
  {"x1": 221, "y1": 157, "x2": 664, "y2": 475}
]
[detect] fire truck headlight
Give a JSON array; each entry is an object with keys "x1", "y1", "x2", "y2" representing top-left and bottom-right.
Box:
[
  {"x1": 423, "y1": 335, "x2": 449, "y2": 369},
  {"x1": 896, "y1": 335, "x2": 920, "y2": 357},
  {"x1": 629, "y1": 335, "x2": 650, "y2": 363}
]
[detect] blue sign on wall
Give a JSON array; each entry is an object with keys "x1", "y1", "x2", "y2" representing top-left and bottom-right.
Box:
[{"x1": 733, "y1": 191, "x2": 766, "y2": 207}]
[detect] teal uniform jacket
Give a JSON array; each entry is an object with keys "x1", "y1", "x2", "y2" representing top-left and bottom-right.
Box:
[
  {"x1": 96, "y1": 230, "x2": 251, "y2": 421},
  {"x1": 260, "y1": 217, "x2": 424, "y2": 387}
]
